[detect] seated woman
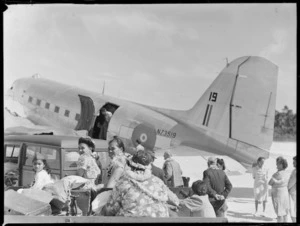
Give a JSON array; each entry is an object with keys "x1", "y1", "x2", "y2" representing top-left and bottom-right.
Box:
[
  {"x1": 104, "y1": 136, "x2": 127, "y2": 189},
  {"x1": 77, "y1": 136, "x2": 102, "y2": 191},
  {"x1": 178, "y1": 180, "x2": 216, "y2": 217},
  {"x1": 102, "y1": 149, "x2": 179, "y2": 217},
  {"x1": 18, "y1": 153, "x2": 53, "y2": 193},
  {"x1": 91, "y1": 136, "x2": 127, "y2": 214}
]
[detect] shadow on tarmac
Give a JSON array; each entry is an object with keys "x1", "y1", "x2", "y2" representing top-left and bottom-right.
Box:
[
  {"x1": 228, "y1": 187, "x2": 272, "y2": 199},
  {"x1": 226, "y1": 210, "x2": 274, "y2": 222}
]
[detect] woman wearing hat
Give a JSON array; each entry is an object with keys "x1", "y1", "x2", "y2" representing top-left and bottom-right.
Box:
[
  {"x1": 102, "y1": 149, "x2": 179, "y2": 217},
  {"x1": 77, "y1": 137, "x2": 101, "y2": 187}
]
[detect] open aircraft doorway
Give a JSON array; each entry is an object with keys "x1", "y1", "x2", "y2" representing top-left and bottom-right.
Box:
[
  {"x1": 75, "y1": 95, "x2": 95, "y2": 131},
  {"x1": 91, "y1": 102, "x2": 119, "y2": 140}
]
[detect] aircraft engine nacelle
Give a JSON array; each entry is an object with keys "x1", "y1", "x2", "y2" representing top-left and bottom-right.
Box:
[{"x1": 107, "y1": 104, "x2": 178, "y2": 151}]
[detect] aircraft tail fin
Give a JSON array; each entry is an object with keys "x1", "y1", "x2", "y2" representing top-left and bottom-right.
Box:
[{"x1": 187, "y1": 56, "x2": 278, "y2": 150}]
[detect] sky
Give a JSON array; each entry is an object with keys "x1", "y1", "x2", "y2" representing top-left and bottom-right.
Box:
[{"x1": 4, "y1": 3, "x2": 297, "y2": 113}]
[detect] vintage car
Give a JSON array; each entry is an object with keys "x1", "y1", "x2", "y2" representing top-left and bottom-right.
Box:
[{"x1": 4, "y1": 135, "x2": 110, "y2": 189}]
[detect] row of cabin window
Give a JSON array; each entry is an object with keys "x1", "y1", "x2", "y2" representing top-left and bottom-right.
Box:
[{"x1": 28, "y1": 96, "x2": 80, "y2": 121}]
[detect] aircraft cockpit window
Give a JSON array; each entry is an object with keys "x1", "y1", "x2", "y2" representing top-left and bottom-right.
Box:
[
  {"x1": 28, "y1": 96, "x2": 33, "y2": 103},
  {"x1": 64, "y1": 110, "x2": 70, "y2": 117},
  {"x1": 54, "y1": 106, "x2": 60, "y2": 113},
  {"x1": 45, "y1": 102, "x2": 50, "y2": 109},
  {"x1": 36, "y1": 99, "x2": 41, "y2": 106}
]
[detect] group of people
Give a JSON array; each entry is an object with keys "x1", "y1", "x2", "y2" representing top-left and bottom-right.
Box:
[
  {"x1": 19, "y1": 135, "x2": 233, "y2": 218},
  {"x1": 16, "y1": 135, "x2": 296, "y2": 221},
  {"x1": 252, "y1": 156, "x2": 297, "y2": 222}
]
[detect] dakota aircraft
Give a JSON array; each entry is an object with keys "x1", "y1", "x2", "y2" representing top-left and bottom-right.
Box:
[{"x1": 5, "y1": 56, "x2": 278, "y2": 168}]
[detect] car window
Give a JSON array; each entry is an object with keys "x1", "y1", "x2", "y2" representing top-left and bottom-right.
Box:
[
  {"x1": 6, "y1": 146, "x2": 14, "y2": 158},
  {"x1": 25, "y1": 146, "x2": 40, "y2": 166},
  {"x1": 25, "y1": 145, "x2": 59, "y2": 169},
  {"x1": 5, "y1": 145, "x2": 20, "y2": 159},
  {"x1": 64, "y1": 149, "x2": 80, "y2": 169}
]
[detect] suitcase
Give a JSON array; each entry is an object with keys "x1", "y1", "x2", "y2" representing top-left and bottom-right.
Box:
[{"x1": 5, "y1": 190, "x2": 52, "y2": 216}]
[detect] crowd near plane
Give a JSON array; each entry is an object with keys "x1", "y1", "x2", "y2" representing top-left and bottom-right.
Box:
[{"x1": 5, "y1": 56, "x2": 278, "y2": 169}]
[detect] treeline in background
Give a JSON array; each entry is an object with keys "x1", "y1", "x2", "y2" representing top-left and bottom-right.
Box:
[{"x1": 274, "y1": 105, "x2": 296, "y2": 141}]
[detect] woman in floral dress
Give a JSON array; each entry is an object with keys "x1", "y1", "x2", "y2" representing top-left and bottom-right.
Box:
[{"x1": 102, "y1": 149, "x2": 179, "y2": 217}]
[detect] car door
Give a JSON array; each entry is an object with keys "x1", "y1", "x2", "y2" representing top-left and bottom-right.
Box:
[{"x1": 4, "y1": 144, "x2": 21, "y2": 188}]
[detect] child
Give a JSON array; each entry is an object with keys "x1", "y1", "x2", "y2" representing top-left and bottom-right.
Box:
[
  {"x1": 30, "y1": 152, "x2": 54, "y2": 189},
  {"x1": 178, "y1": 180, "x2": 216, "y2": 217},
  {"x1": 17, "y1": 153, "x2": 53, "y2": 194}
]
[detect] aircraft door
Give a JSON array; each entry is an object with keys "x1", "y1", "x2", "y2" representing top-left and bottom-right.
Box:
[{"x1": 75, "y1": 95, "x2": 95, "y2": 131}]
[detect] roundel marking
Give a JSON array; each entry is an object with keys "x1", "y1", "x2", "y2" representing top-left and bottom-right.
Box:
[
  {"x1": 140, "y1": 133, "x2": 148, "y2": 142},
  {"x1": 131, "y1": 123, "x2": 156, "y2": 150}
]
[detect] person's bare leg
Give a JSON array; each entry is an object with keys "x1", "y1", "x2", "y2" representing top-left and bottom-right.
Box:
[
  {"x1": 262, "y1": 201, "x2": 266, "y2": 212},
  {"x1": 254, "y1": 200, "x2": 258, "y2": 215}
]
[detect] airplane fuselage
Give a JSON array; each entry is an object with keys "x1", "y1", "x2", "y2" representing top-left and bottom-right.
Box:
[{"x1": 6, "y1": 56, "x2": 278, "y2": 168}]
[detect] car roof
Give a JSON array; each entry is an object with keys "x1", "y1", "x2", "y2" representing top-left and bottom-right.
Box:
[{"x1": 4, "y1": 135, "x2": 108, "y2": 149}]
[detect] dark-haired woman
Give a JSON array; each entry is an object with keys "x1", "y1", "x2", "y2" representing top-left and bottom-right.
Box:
[
  {"x1": 102, "y1": 150, "x2": 179, "y2": 217},
  {"x1": 252, "y1": 157, "x2": 269, "y2": 217},
  {"x1": 105, "y1": 136, "x2": 127, "y2": 189},
  {"x1": 268, "y1": 156, "x2": 290, "y2": 222},
  {"x1": 217, "y1": 158, "x2": 225, "y2": 171},
  {"x1": 92, "y1": 136, "x2": 127, "y2": 215},
  {"x1": 77, "y1": 137, "x2": 101, "y2": 187}
]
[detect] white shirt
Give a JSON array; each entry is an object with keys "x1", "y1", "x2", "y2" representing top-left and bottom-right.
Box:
[{"x1": 31, "y1": 170, "x2": 53, "y2": 190}]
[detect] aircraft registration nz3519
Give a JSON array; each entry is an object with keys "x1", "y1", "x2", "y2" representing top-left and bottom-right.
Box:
[{"x1": 5, "y1": 56, "x2": 278, "y2": 168}]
